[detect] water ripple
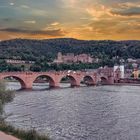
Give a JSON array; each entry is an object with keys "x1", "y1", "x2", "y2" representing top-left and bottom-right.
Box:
[{"x1": 4, "y1": 83, "x2": 140, "y2": 140}]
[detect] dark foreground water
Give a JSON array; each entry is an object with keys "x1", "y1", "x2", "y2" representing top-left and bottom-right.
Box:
[{"x1": 4, "y1": 82, "x2": 140, "y2": 140}]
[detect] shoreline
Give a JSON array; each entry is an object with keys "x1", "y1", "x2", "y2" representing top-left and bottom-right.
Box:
[{"x1": 113, "y1": 83, "x2": 140, "y2": 86}]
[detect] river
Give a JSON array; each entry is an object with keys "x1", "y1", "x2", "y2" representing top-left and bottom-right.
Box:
[{"x1": 4, "y1": 82, "x2": 140, "y2": 140}]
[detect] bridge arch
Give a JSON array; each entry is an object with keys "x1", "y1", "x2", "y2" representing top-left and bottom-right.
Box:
[
  {"x1": 100, "y1": 76, "x2": 108, "y2": 85},
  {"x1": 33, "y1": 75, "x2": 56, "y2": 89},
  {"x1": 81, "y1": 75, "x2": 95, "y2": 86},
  {"x1": 2, "y1": 76, "x2": 26, "y2": 90},
  {"x1": 59, "y1": 75, "x2": 79, "y2": 87}
]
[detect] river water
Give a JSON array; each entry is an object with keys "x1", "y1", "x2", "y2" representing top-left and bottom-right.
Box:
[{"x1": 4, "y1": 82, "x2": 140, "y2": 140}]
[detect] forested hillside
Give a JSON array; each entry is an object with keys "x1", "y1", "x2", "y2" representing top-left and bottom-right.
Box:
[{"x1": 0, "y1": 38, "x2": 140, "y2": 61}]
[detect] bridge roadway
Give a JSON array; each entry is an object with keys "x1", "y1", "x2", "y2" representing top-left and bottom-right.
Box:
[{"x1": 0, "y1": 70, "x2": 116, "y2": 90}]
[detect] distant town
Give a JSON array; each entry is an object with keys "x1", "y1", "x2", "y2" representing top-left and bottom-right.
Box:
[{"x1": 0, "y1": 51, "x2": 139, "y2": 79}]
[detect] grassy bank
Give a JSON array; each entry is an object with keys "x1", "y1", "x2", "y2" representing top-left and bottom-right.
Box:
[{"x1": 0, "y1": 80, "x2": 50, "y2": 140}]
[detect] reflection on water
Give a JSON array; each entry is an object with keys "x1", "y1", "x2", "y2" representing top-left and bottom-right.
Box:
[
  {"x1": 4, "y1": 82, "x2": 140, "y2": 140},
  {"x1": 6, "y1": 82, "x2": 21, "y2": 90},
  {"x1": 6, "y1": 82, "x2": 85, "y2": 91}
]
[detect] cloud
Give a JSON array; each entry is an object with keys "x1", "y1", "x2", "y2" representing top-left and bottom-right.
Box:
[
  {"x1": 10, "y1": 3, "x2": 14, "y2": 6},
  {"x1": 0, "y1": 28, "x2": 66, "y2": 37},
  {"x1": 109, "y1": 2, "x2": 140, "y2": 17},
  {"x1": 50, "y1": 22, "x2": 60, "y2": 26},
  {"x1": 84, "y1": 16, "x2": 140, "y2": 39},
  {"x1": 85, "y1": 2, "x2": 140, "y2": 19},
  {"x1": 24, "y1": 20, "x2": 36, "y2": 24},
  {"x1": 30, "y1": 9, "x2": 48, "y2": 16},
  {"x1": 110, "y1": 11, "x2": 140, "y2": 17},
  {"x1": 87, "y1": 19, "x2": 120, "y2": 35},
  {"x1": 61, "y1": 0, "x2": 77, "y2": 8},
  {"x1": 80, "y1": 17, "x2": 90, "y2": 20},
  {"x1": 81, "y1": 1, "x2": 140, "y2": 40},
  {"x1": 2, "y1": 18, "x2": 13, "y2": 22},
  {"x1": 21, "y1": 5, "x2": 30, "y2": 9},
  {"x1": 109, "y1": 7, "x2": 140, "y2": 17},
  {"x1": 85, "y1": 4, "x2": 111, "y2": 20}
]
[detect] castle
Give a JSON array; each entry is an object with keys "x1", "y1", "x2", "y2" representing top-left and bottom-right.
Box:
[{"x1": 54, "y1": 52, "x2": 93, "y2": 64}]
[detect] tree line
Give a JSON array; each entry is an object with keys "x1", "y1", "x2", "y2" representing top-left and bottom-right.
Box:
[{"x1": 0, "y1": 38, "x2": 140, "y2": 72}]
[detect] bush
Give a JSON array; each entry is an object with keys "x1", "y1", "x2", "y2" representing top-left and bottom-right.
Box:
[
  {"x1": 0, "y1": 80, "x2": 14, "y2": 104},
  {"x1": 0, "y1": 121, "x2": 50, "y2": 140},
  {"x1": 0, "y1": 80, "x2": 14, "y2": 115}
]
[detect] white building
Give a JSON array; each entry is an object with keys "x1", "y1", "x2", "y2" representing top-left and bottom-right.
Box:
[{"x1": 114, "y1": 65, "x2": 125, "y2": 79}]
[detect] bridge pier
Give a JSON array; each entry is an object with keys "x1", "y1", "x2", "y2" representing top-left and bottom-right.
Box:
[
  {"x1": 24, "y1": 82, "x2": 33, "y2": 90},
  {"x1": 71, "y1": 82, "x2": 81, "y2": 87},
  {"x1": 107, "y1": 76, "x2": 114, "y2": 85},
  {"x1": 50, "y1": 81, "x2": 60, "y2": 88},
  {"x1": 70, "y1": 77, "x2": 81, "y2": 87}
]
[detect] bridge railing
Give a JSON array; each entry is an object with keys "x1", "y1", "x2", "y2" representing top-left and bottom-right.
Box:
[{"x1": 0, "y1": 70, "x2": 115, "y2": 78}]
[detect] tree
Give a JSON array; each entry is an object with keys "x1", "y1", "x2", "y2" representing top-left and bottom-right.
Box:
[{"x1": 21, "y1": 65, "x2": 25, "y2": 71}]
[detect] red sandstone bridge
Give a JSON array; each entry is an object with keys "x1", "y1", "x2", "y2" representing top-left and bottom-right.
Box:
[{"x1": 0, "y1": 68, "x2": 119, "y2": 90}]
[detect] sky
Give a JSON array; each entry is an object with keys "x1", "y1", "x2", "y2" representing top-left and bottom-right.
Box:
[{"x1": 0, "y1": 0, "x2": 140, "y2": 40}]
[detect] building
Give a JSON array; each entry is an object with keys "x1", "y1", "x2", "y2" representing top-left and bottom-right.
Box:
[
  {"x1": 114, "y1": 65, "x2": 125, "y2": 79},
  {"x1": 133, "y1": 69, "x2": 139, "y2": 79},
  {"x1": 5, "y1": 59, "x2": 35, "y2": 64},
  {"x1": 54, "y1": 52, "x2": 93, "y2": 64},
  {"x1": 127, "y1": 58, "x2": 137, "y2": 63},
  {"x1": 4, "y1": 59, "x2": 35, "y2": 71}
]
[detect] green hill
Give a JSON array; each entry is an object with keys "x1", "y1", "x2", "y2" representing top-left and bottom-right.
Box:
[{"x1": 0, "y1": 38, "x2": 140, "y2": 61}]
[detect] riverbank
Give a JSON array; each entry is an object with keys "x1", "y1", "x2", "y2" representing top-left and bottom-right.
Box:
[
  {"x1": 114, "y1": 83, "x2": 140, "y2": 86},
  {"x1": 0, "y1": 121, "x2": 50, "y2": 140},
  {"x1": 0, "y1": 80, "x2": 50, "y2": 140}
]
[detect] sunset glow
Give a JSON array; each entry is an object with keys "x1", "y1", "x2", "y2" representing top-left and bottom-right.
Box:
[{"x1": 0, "y1": 0, "x2": 140, "y2": 40}]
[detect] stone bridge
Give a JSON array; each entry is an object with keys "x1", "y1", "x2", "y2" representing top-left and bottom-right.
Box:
[{"x1": 0, "y1": 68, "x2": 118, "y2": 90}]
